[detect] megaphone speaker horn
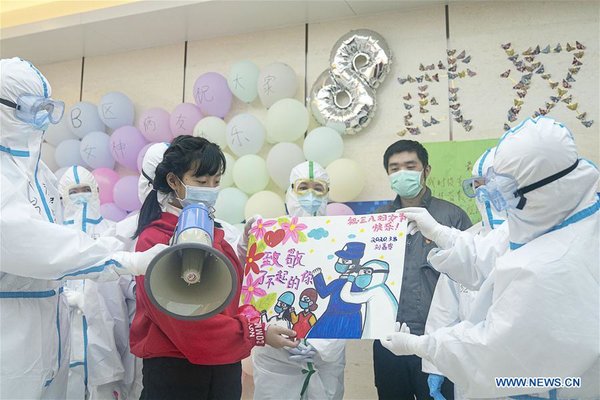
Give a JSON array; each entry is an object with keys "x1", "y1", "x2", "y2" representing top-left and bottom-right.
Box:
[{"x1": 145, "y1": 204, "x2": 238, "y2": 320}]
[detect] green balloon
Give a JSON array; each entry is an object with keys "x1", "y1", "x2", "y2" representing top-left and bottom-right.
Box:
[
  {"x1": 221, "y1": 152, "x2": 236, "y2": 188},
  {"x1": 266, "y1": 98, "x2": 309, "y2": 143},
  {"x1": 214, "y1": 187, "x2": 248, "y2": 224},
  {"x1": 228, "y1": 60, "x2": 260, "y2": 103},
  {"x1": 303, "y1": 127, "x2": 344, "y2": 167},
  {"x1": 233, "y1": 154, "x2": 269, "y2": 194},
  {"x1": 193, "y1": 116, "x2": 227, "y2": 148}
]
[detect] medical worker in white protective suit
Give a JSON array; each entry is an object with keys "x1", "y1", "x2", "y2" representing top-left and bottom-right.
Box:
[
  {"x1": 250, "y1": 161, "x2": 346, "y2": 400},
  {"x1": 59, "y1": 165, "x2": 129, "y2": 399},
  {"x1": 419, "y1": 148, "x2": 509, "y2": 400},
  {"x1": 382, "y1": 116, "x2": 600, "y2": 399},
  {"x1": 0, "y1": 57, "x2": 165, "y2": 399}
]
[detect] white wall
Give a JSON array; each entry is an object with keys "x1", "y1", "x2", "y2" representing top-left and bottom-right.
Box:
[{"x1": 38, "y1": 1, "x2": 599, "y2": 202}]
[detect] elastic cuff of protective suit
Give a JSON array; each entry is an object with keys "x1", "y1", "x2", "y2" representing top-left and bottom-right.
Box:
[
  {"x1": 249, "y1": 323, "x2": 266, "y2": 346},
  {"x1": 433, "y1": 227, "x2": 457, "y2": 250},
  {"x1": 413, "y1": 335, "x2": 432, "y2": 360}
]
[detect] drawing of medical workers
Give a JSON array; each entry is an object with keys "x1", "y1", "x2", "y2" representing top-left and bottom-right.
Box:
[
  {"x1": 340, "y1": 260, "x2": 399, "y2": 338},
  {"x1": 262, "y1": 291, "x2": 295, "y2": 329},
  {"x1": 308, "y1": 242, "x2": 365, "y2": 338},
  {"x1": 290, "y1": 288, "x2": 319, "y2": 338}
]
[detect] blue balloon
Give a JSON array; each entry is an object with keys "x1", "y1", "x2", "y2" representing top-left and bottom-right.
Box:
[
  {"x1": 98, "y1": 92, "x2": 135, "y2": 130},
  {"x1": 80, "y1": 131, "x2": 115, "y2": 169}
]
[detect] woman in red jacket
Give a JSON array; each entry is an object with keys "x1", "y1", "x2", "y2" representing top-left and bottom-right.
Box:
[{"x1": 131, "y1": 136, "x2": 297, "y2": 400}]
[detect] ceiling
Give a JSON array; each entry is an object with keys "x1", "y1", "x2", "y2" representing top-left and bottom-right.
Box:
[{"x1": 0, "y1": 0, "x2": 446, "y2": 65}]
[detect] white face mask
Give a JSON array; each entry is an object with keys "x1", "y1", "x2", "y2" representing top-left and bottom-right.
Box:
[{"x1": 176, "y1": 177, "x2": 220, "y2": 208}]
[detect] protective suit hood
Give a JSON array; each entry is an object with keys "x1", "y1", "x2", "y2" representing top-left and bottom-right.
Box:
[
  {"x1": 0, "y1": 57, "x2": 51, "y2": 176},
  {"x1": 59, "y1": 165, "x2": 105, "y2": 233},
  {"x1": 138, "y1": 142, "x2": 170, "y2": 209},
  {"x1": 285, "y1": 160, "x2": 329, "y2": 217},
  {"x1": 472, "y1": 148, "x2": 506, "y2": 233},
  {"x1": 494, "y1": 116, "x2": 599, "y2": 246}
]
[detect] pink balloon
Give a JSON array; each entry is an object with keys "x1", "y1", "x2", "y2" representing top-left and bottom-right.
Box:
[
  {"x1": 110, "y1": 125, "x2": 148, "y2": 171},
  {"x1": 170, "y1": 103, "x2": 203, "y2": 137},
  {"x1": 326, "y1": 202, "x2": 355, "y2": 216},
  {"x1": 113, "y1": 175, "x2": 142, "y2": 212},
  {"x1": 136, "y1": 143, "x2": 154, "y2": 173},
  {"x1": 138, "y1": 108, "x2": 173, "y2": 142},
  {"x1": 92, "y1": 168, "x2": 120, "y2": 204},
  {"x1": 100, "y1": 202, "x2": 128, "y2": 222},
  {"x1": 193, "y1": 72, "x2": 233, "y2": 118}
]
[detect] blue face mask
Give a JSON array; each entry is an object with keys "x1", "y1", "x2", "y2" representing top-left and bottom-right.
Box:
[
  {"x1": 299, "y1": 300, "x2": 311, "y2": 309},
  {"x1": 389, "y1": 170, "x2": 423, "y2": 198},
  {"x1": 274, "y1": 305, "x2": 283, "y2": 314},
  {"x1": 355, "y1": 274, "x2": 372, "y2": 289},
  {"x1": 177, "y1": 177, "x2": 220, "y2": 208},
  {"x1": 297, "y1": 193, "x2": 325, "y2": 215},
  {"x1": 335, "y1": 262, "x2": 350, "y2": 274},
  {"x1": 70, "y1": 192, "x2": 92, "y2": 205}
]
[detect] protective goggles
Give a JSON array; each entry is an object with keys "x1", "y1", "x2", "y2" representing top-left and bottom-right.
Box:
[
  {"x1": 292, "y1": 179, "x2": 329, "y2": 196},
  {"x1": 0, "y1": 94, "x2": 65, "y2": 126},
  {"x1": 465, "y1": 160, "x2": 580, "y2": 211}
]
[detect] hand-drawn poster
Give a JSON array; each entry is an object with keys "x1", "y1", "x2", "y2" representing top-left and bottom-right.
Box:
[{"x1": 241, "y1": 213, "x2": 408, "y2": 339}]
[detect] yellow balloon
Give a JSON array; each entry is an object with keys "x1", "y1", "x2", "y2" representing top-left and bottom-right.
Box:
[
  {"x1": 326, "y1": 158, "x2": 366, "y2": 202},
  {"x1": 245, "y1": 191, "x2": 286, "y2": 219}
]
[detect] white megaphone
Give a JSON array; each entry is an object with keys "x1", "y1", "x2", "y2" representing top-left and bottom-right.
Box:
[{"x1": 145, "y1": 203, "x2": 238, "y2": 320}]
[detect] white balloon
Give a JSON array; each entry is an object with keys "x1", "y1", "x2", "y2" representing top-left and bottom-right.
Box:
[
  {"x1": 44, "y1": 117, "x2": 78, "y2": 146},
  {"x1": 98, "y1": 92, "x2": 135, "y2": 130},
  {"x1": 67, "y1": 101, "x2": 106, "y2": 139},
  {"x1": 266, "y1": 142, "x2": 306, "y2": 190},
  {"x1": 54, "y1": 166, "x2": 69, "y2": 180},
  {"x1": 80, "y1": 131, "x2": 115, "y2": 169},
  {"x1": 41, "y1": 142, "x2": 59, "y2": 172},
  {"x1": 225, "y1": 114, "x2": 265, "y2": 156},
  {"x1": 257, "y1": 62, "x2": 298, "y2": 108},
  {"x1": 303, "y1": 127, "x2": 344, "y2": 167},
  {"x1": 194, "y1": 116, "x2": 227, "y2": 148},
  {"x1": 55, "y1": 139, "x2": 86, "y2": 168},
  {"x1": 214, "y1": 187, "x2": 248, "y2": 224}
]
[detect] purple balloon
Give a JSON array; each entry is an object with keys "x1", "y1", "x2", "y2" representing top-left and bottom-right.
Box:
[
  {"x1": 113, "y1": 175, "x2": 142, "y2": 212},
  {"x1": 137, "y1": 143, "x2": 154, "y2": 173},
  {"x1": 326, "y1": 202, "x2": 355, "y2": 216},
  {"x1": 193, "y1": 72, "x2": 233, "y2": 118},
  {"x1": 138, "y1": 108, "x2": 173, "y2": 142},
  {"x1": 100, "y1": 202, "x2": 128, "y2": 222},
  {"x1": 92, "y1": 167, "x2": 120, "y2": 204},
  {"x1": 110, "y1": 126, "x2": 148, "y2": 171},
  {"x1": 170, "y1": 103, "x2": 203, "y2": 137}
]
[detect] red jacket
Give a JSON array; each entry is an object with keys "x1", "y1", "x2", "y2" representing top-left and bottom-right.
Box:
[{"x1": 130, "y1": 212, "x2": 261, "y2": 365}]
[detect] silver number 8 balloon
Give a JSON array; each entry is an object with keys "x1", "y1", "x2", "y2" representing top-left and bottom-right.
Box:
[{"x1": 310, "y1": 29, "x2": 392, "y2": 135}]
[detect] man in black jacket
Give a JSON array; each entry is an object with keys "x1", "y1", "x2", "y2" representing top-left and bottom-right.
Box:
[{"x1": 373, "y1": 140, "x2": 472, "y2": 400}]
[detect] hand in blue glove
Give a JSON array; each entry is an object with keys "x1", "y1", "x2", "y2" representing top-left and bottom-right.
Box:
[
  {"x1": 286, "y1": 341, "x2": 316, "y2": 364},
  {"x1": 427, "y1": 374, "x2": 446, "y2": 400}
]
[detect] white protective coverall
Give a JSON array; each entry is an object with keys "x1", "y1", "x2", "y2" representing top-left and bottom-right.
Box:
[
  {"x1": 59, "y1": 166, "x2": 128, "y2": 399},
  {"x1": 383, "y1": 116, "x2": 600, "y2": 399},
  {"x1": 340, "y1": 260, "x2": 399, "y2": 338},
  {"x1": 0, "y1": 57, "x2": 157, "y2": 399},
  {"x1": 422, "y1": 148, "x2": 509, "y2": 399},
  {"x1": 252, "y1": 161, "x2": 346, "y2": 400}
]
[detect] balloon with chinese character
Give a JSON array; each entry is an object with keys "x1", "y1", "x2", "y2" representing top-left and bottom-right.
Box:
[{"x1": 226, "y1": 113, "x2": 265, "y2": 157}]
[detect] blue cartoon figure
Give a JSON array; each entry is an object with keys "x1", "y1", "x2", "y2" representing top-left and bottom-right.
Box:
[
  {"x1": 261, "y1": 291, "x2": 295, "y2": 329},
  {"x1": 307, "y1": 242, "x2": 365, "y2": 338}
]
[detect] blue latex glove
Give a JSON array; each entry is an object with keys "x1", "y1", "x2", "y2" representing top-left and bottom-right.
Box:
[
  {"x1": 347, "y1": 274, "x2": 356, "y2": 283},
  {"x1": 427, "y1": 374, "x2": 446, "y2": 400},
  {"x1": 286, "y1": 341, "x2": 316, "y2": 363}
]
